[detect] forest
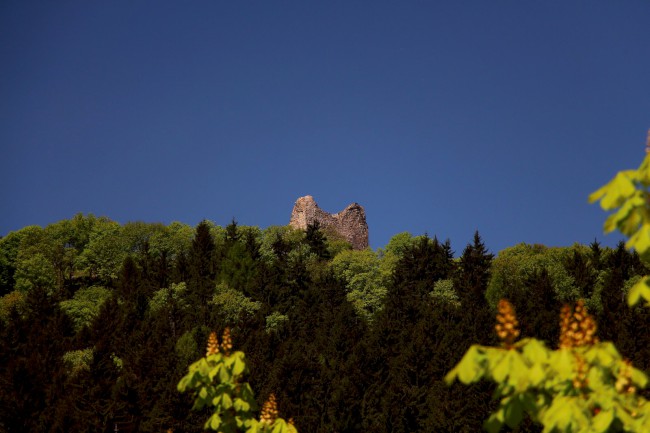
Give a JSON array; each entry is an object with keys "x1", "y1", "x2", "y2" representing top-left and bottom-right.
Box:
[{"x1": 1, "y1": 212, "x2": 649, "y2": 432}]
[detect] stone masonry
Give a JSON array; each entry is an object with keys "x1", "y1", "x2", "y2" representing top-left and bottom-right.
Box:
[{"x1": 289, "y1": 195, "x2": 369, "y2": 250}]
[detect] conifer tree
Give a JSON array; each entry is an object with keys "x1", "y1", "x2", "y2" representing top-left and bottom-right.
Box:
[
  {"x1": 188, "y1": 220, "x2": 216, "y2": 323},
  {"x1": 305, "y1": 221, "x2": 331, "y2": 260},
  {"x1": 455, "y1": 230, "x2": 494, "y2": 305}
]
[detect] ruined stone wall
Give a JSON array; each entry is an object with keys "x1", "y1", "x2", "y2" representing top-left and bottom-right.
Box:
[{"x1": 289, "y1": 195, "x2": 369, "y2": 250}]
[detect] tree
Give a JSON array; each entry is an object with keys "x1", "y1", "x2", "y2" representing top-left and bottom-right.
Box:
[
  {"x1": 360, "y1": 235, "x2": 459, "y2": 433},
  {"x1": 77, "y1": 218, "x2": 128, "y2": 284},
  {"x1": 178, "y1": 329, "x2": 298, "y2": 433},
  {"x1": 304, "y1": 221, "x2": 331, "y2": 260},
  {"x1": 59, "y1": 285, "x2": 112, "y2": 332},
  {"x1": 486, "y1": 243, "x2": 580, "y2": 308},
  {"x1": 0, "y1": 230, "x2": 24, "y2": 295},
  {"x1": 329, "y1": 248, "x2": 388, "y2": 322},
  {"x1": 447, "y1": 133, "x2": 650, "y2": 432},
  {"x1": 188, "y1": 220, "x2": 217, "y2": 323},
  {"x1": 455, "y1": 230, "x2": 494, "y2": 305}
]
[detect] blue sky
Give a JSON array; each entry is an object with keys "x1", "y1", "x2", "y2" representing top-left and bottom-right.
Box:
[{"x1": 1, "y1": 1, "x2": 649, "y2": 254}]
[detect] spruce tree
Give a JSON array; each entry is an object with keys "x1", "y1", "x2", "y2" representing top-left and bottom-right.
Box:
[
  {"x1": 305, "y1": 221, "x2": 331, "y2": 260},
  {"x1": 188, "y1": 220, "x2": 216, "y2": 323}
]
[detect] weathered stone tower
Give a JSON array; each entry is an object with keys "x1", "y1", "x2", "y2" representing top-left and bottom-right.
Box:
[{"x1": 289, "y1": 195, "x2": 369, "y2": 250}]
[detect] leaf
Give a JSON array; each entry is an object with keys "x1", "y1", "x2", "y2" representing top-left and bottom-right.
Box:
[
  {"x1": 589, "y1": 171, "x2": 638, "y2": 210},
  {"x1": 221, "y1": 391, "x2": 233, "y2": 409},
  {"x1": 445, "y1": 345, "x2": 484, "y2": 384},
  {"x1": 219, "y1": 364, "x2": 232, "y2": 383},
  {"x1": 551, "y1": 349, "x2": 574, "y2": 380},
  {"x1": 207, "y1": 413, "x2": 222, "y2": 431},
  {"x1": 584, "y1": 343, "x2": 617, "y2": 368},
  {"x1": 504, "y1": 396, "x2": 524, "y2": 428},
  {"x1": 626, "y1": 224, "x2": 650, "y2": 257},
  {"x1": 528, "y1": 363, "x2": 546, "y2": 387},
  {"x1": 492, "y1": 350, "x2": 528, "y2": 389},
  {"x1": 199, "y1": 386, "x2": 208, "y2": 400},
  {"x1": 245, "y1": 421, "x2": 261, "y2": 433},
  {"x1": 233, "y1": 352, "x2": 247, "y2": 377},
  {"x1": 483, "y1": 409, "x2": 504, "y2": 433},
  {"x1": 603, "y1": 192, "x2": 645, "y2": 235},
  {"x1": 541, "y1": 396, "x2": 579, "y2": 432},
  {"x1": 592, "y1": 409, "x2": 614, "y2": 433},
  {"x1": 234, "y1": 397, "x2": 251, "y2": 412},
  {"x1": 507, "y1": 351, "x2": 531, "y2": 390},
  {"x1": 613, "y1": 401, "x2": 636, "y2": 428},
  {"x1": 631, "y1": 365, "x2": 649, "y2": 388},
  {"x1": 628, "y1": 276, "x2": 650, "y2": 307},
  {"x1": 522, "y1": 339, "x2": 549, "y2": 364},
  {"x1": 198, "y1": 358, "x2": 211, "y2": 376},
  {"x1": 492, "y1": 353, "x2": 510, "y2": 383},
  {"x1": 271, "y1": 419, "x2": 289, "y2": 433},
  {"x1": 240, "y1": 383, "x2": 257, "y2": 408},
  {"x1": 177, "y1": 375, "x2": 189, "y2": 392}
]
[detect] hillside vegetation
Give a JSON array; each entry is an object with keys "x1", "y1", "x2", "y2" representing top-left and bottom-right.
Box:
[{"x1": 1, "y1": 214, "x2": 648, "y2": 432}]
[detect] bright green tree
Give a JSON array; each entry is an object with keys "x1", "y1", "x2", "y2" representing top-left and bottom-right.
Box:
[
  {"x1": 329, "y1": 248, "x2": 388, "y2": 322},
  {"x1": 77, "y1": 218, "x2": 128, "y2": 283},
  {"x1": 59, "y1": 285, "x2": 112, "y2": 331}
]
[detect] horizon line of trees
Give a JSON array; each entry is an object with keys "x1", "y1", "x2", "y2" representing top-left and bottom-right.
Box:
[{"x1": 1, "y1": 213, "x2": 648, "y2": 432}]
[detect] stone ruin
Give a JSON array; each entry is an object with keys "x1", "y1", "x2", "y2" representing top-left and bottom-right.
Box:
[{"x1": 289, "y1": 195, "x2": 369, "y2": 250}]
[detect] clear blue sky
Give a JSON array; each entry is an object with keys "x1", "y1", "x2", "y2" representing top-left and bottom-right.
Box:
[{"x1": 2, "y1": 1, "x2": 649, "y2": 254}]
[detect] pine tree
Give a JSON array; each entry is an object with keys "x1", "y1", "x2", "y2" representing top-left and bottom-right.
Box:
[
  {"x1": 305, "y1": 221, "x2": 331, "y2": 260},
  {"x1": 455, "y1": 230, "x2": 494, "y2": 305},
  {"x1": 188, "y1": 220, "x2": 216, "y2": 323}
]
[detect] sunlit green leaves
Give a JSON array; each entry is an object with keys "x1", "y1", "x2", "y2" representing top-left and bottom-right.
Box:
[
  {"x1": 589, "y1": 170, "x2": 639, "y2": 210},
  {"x1": 590, "y1": 151, "x2": 650, "y2": 306},
  {"x1": 628, "y1": 276, "x2": 650, "y2": 306},
  {"x1": 541, "y1": 396, "x2": 591, "y2": 433},
  {"x1": 59, "y1": 285, "x2": 111, "y2": 331},
  {"x1": 444, "y1": 345, "x2": 485, "y2": 384},
  {"x1": 178, "y1": 343, "x2": 294, "y2": 432},
  {"x1": 447, "y1": 336, "x2": 650, "y2": 432},
  {"x1": 592, "y1": 409, "x2": 614, "y2": 432}
]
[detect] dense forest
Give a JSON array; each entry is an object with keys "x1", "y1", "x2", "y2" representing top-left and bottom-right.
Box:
[{"x1": 1, "y1": 213, "x2": 649, "y2": 432}]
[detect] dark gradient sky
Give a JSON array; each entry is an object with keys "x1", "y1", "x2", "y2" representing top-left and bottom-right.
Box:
[{"x1": 2, "y1": 1, "x2": 649, "y2": 253}]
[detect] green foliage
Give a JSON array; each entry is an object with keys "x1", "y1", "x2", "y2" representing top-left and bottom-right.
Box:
[
  {"x1": 0, "y1": 290, "x2": 25, "y2": 322},
  {"x1": 447, "y1": 140, "x2": 650, "y2": 432},
  {"x1": 258, "y1": 226, "x2": 304, "y2": 264},
  {"x1": 446, "y1": 336, "x2": 650, "y2": 433},
  {"x1": 110, "y1": 352, "x2": 123, "y2": 371},
  {"x1": 148, "y1": 221, "x2": 194, "y2": 260},
  {"x1": 15, "y1": 251, "x2": 57, "y2": 293},
  {"x1": 149, "y1": 282, "x2": 188, "y2": 315},
  {"x1": 9, "y1": 197, "x2": 649, "y2": 432},
  {"x1": 589, "y1": 143, "x2": 650, "y2": 306},
  {"x1": 264, "y1": 311, "x2": 289, "y2": 334},
  {"x1": 430, "y1": 278, "x2": 459, "y2": 307},
  {"x1": 77, "y1": 219, "x2": 128, "y2": 282},
  {"x1": 486, "y1": 243, "x2": 582, "y2": 307},
  {"x1": 304, "y1": 221, "x2": 331, "y2": 260},
  {"x1": 63, "y1": 348, "x2": 94, "y2": 375},
  {"x1": 59, "y1": 286, "x2": 112, "y2": 331},
  {"x1": 381, "y1": 232, "x2": 422, "y2": 258},
  {"x1": 211, "y1": 283, "x2": 262, "y2": 325},
  {"x1": 175, "y1": 331, "x2": 199, "y2": 367},
  {"x1": 178, "y1": 331, "x2": 298, "y2": 433},
  {"x1": 0, "y1": 230, "x2": 27, "y2": 294},
  {"x1": 12, "y1": 226, "x2": 57, "y2": 292},
  {"x1": 330, "y1": 248, "x2": 389, "y2": 321}
]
